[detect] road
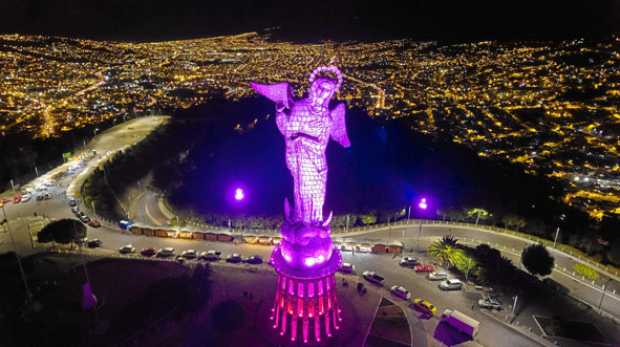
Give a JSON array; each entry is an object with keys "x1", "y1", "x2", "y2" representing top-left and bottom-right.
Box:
[{"x1": 343, "y1": 225, "x2": 620, "y2": 319}]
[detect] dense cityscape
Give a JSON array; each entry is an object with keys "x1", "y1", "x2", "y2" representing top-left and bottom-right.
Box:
[{"x1": 2, "y1": 32, "x2": 619, "y2": 219}]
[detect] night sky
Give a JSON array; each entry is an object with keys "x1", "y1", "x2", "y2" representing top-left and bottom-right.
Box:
[{"x1": 0, "y1": 0, "x2": 618, "y2": 41}]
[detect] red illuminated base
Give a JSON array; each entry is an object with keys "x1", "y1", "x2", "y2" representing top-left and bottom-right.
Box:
[{"x1": 270, "y1": 272, "x2": 342, "y2": 344}]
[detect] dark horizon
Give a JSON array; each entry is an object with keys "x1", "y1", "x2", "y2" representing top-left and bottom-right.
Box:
[{"x1": 1, "y1": 0, "x2": 619, "y2": 42}]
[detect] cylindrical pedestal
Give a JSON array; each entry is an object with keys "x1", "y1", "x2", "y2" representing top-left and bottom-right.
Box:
[{"x1": 270, "y1": 271, "x2": 342, "y2": 344}]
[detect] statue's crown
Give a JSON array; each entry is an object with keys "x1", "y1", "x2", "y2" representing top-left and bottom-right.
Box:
[{"x1": 309, "y1": 65, "x2": 343, "y2": 91}]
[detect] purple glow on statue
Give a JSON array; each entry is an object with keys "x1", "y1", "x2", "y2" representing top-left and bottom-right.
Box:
[
  {"x1": 252, "y1": 65, "x2": 349, "y2": 224},
  {"x1": 234, "y1": 188, "x2": 245, "y2": 201},
  {"x1": 418, "y1": 197, "x2": 428, "y2": 210},
  {"x1": 252, "y1": 65, "x2": 347, "y2": 342}
]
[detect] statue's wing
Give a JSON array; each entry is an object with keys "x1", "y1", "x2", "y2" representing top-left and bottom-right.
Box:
[
  {"x1": 250, "y1": 82, "x2": 293, "y2": 109},
  {"x1": 330, "y1": 102, "x2": 351, "y2": 147}
]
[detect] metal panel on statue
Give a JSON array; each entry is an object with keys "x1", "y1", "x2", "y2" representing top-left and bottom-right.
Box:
[{"x1": 252, "y1": 65, "x2": 349, "y2": 344}]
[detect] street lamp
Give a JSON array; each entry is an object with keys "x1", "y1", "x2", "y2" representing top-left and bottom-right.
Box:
[
  {"x1": 234, "y1": 188, "x2": 245, "y2": 201},
  {"x1": 598, "y1": 278, "x2": 613, "y2": 313},
  {"x1": 416, "y1": 197, "x2": 428, "y2": 251},
  {"x1": 553, "y1": 213, "x2": 566, "y2": 248}
]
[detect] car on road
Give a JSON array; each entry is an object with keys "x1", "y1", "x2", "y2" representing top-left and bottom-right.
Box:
[
  {"x1": 362, "y1": 271, "x2": 384, "y2": 285},
  {"x1": 244, "y1": 255, "x2": 263, "y2": 264},
  {"x1": 390, "y1": 285, "x2": 411, "y2": 300},
  {"x1": 226, "y1": 253, "x2": 242, "y2": 263},
  {"x1": 175, "y1": 255, "x2": 185, "y2": 263},
  {"x1": 181, "y1": 249, "x2": 197, "y2": 259},
  {"x1": 20, "y1": 194, "x2": 32, "y2": 203},
  {"x1": 88, "y1": 219, "x2": 101, "y2": 228},
  {"x1": 140, "y1": 248, "x2": 156, "y2": 257},
  {"x1": 87, "y1": 239, "x2": 102, "y2": 248},
  {"x1": 478, "y1": 297, "x2": 502, "y2": 310},
  {"x1": 339, "y1": 262, "x2": 354, "y2": 273},
  {"x1": 257, "y1": 236, "x2": 273, "y2": 245},
  {"x1": 36, "y1": 194, "x2": 45, "y2": 201},
  {"x1": 119, "y1": 244, "x2": 135, "y2": 254},
  {"x1": 412, "y1": 298, "x2": 437, "y2": 315},
  {"x1": 439, "y1": 279, "x2": 463, "y2": 291},
  {"x1": 415, "y1": 264, "x2": 434, "y2": 273},
  {"x1": 71, "y1": 206, "x2": 80, "y2": 214},
  {"x1": 43, "y1": 193, "x2": 52, "y2": 200},
  {"x1": 68, "y1": 198, "x2": 77, "y2": 207},
  {"x1": 199, "y1": 250, "x2": 220, "y2": 261},
  {"x1": 157, "y1": 247, "x2": 175, "y2": 257},
  {"x1": 80, "y1": 215, "x2": 91, "y2": 224},
  {"x1": 399, "y1": 256, "x2": 418, "y2": 268},
  {"x1": 428, "y1": 271, "x2": 448, "y2": 281}
]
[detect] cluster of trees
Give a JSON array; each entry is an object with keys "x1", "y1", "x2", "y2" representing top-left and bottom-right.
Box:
[
  {"x1": 428, "y1": 236, "x2": 557, "y2": 295},
  {"x1": 437, "y1": 207, "x2": 620, "y2": 268},
  {"x1": 37, "y1": 219, "x2": 86, "y2": 247}
]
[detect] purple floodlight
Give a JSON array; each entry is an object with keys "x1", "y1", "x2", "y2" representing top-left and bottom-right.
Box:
[
  {"x1": 418, "y1": 197, "x2": 428, "y2": 210},
  {"x1": 252, "y1": 65, "x2": 348, "y2": 342},
  {"x1": 234, "y1": 188, "x2": 245, "y2": 201}
]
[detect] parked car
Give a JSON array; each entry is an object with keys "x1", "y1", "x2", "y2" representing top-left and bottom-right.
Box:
[
  {"x1": 226, "y1": 253, "x2": 242, "y2": 263},
  {"x1": 157, "y1": 247, "x2": 175, "y2": 257},
  {"x1": 390, "y1": 285, "x2": 411, "y2": 300},
  {"x1": 428, "y1": 271, "x2": 448, "y2": 281},
  {"x1": 20, "y1": 194, "x2": 32, "y2": 203},
  {"x1": 478, "y1": 297, "x2": 502, "y2": 310},
  {"x1": 119, "y1": 244, "x2": 135, "y2": 254},
  {"x1": 439, "y1": 279, "x2": 463, "y2": 291},
  {"x1": 199, "y1": 250, "x2": 220, "y2": 261},
  {"x1": 43, "y1": 193, "x2": 52, "y2": 200},
  {"x1": 88, "y1": 219, "x2": 101, "y2": 228},
  {"x1": 339, "y1": 262, "x2": 354, "y2": 273},
  {"x1": 412, "y1": 298, "x2": 437, "y2": 315},
  {"x1": 181, "y1": 249, "x2": 197, "y2": 259},
  {"x1": 257, "y1": 236, "x2": 273, "y2": 245},
  {"x1": 175, "y1": 255, "x2": 185, "y2": 263},
  {"x1": 244, "y1": 255, "x2": 263, "y2": 264},
  {"x1": 362, "y1": 271, "x2": 385, "y2": 285},
  {"x1": 140, "y1": 247, "x2": 156, "y2": 257},
  {"x1": 399, "y1": 256, "x2": 418, "y2": 268},
  {"x1": 415, "y1": 264, "x2": 434, "y2": 273},
  {"x1": 87, "y1": 239, "x2": 102, "y2": 248}
]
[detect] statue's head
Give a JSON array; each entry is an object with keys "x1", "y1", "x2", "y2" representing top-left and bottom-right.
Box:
[{"x1": 308, "y1": 66, "x2": 343, "y2": 108}]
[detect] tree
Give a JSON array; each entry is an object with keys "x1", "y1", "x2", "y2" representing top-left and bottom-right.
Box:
[
  {"x1": 37, "y1": 219, "x2": 86, "y2": 246},
  {"x1": 502, "y1": 214, "x2": 527, "y2": 231},
  {"x1": 466, "y1": 208, "x2": 491, "y2": 225},
  {"x1": 440, "y1": 234, "x2": 458, "y2": 247},
  {"x1": 607, "y1": 240, "x2": 620, "y2": 266},
  {"x1": 428, "y1": 241, "x2": 454, "y2": 266},
  {"x1": 450, "y1": 249, "x2": 478, "y2": 281},
  {"x1": 521, "y1": 244, "x2": 554, "y2": 277}
]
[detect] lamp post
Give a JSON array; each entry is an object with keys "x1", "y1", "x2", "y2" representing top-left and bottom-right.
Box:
[
  {"x1": 416, "y1": 197, "x2": 428, "y2": 252},
  {"x1": 598, "y1": 278, "x2": 613, "y2": 312},
  {"x1": 554, "y1": 214, "x2": 566, "y2": 248}
]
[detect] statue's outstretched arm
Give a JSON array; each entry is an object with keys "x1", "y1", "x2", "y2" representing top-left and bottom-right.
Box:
[{"x1": 329, "y1": 102, "x2": 351, "y2": 147}]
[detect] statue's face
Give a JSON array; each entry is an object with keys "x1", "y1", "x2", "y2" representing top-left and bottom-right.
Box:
[{"x1": 310, "y1": 78, "x2": 337, "y2": 107}]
